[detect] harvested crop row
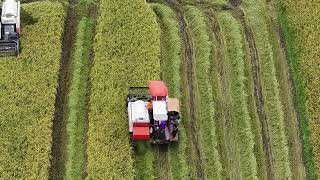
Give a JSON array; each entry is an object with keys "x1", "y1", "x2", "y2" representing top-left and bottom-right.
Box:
[
  {"x1": 231, "y1": 12, "x2": 269, "y2": 180},
  {"x1": 241, "y1": 0, "x2": 292, "y2": 178},
  {"x1": 218, "y1": 11, "x2": 258, "y2": 179},
  {"x1": 278, "y1": 1, "x2": 319, "y2": 179},
  {"x1": 161, "y1": 1, "x2": 204, "y2": 178},
  {"x1": 151, "y1": 3, "x2": 190, "y2": 179},
  {"x1": 0, "y1": 2, "x2": 65, "y2": 179},
  {"x1": 185, "y1": 6, "x2": 222, "y2": 179},
  {"x1": 264, "y1": 2, "x2": 306, "y2": 179},
  {"x1": 134, "y1": 142, "x2": 155, "y2": 180},
  {"x1": 65, "y1": 17, "x2": 95, "y2": 179},
  {"x1": 203, "y1": 0, "x2": 228, "y2": 6},
  {"x1": 202, "y1": 9, "x2": 236, "y2": 179},
  {"x1": 86, "y1": 0, "x2": 160, "y2": 179},
  {"x1": 183, "y1": 0, "x2": 227, "y2": 6}
]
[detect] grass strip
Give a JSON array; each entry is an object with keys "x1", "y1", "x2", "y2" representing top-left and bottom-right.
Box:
[
  {"x1": 236, "y1": 13, "x2": 268, "y2": 180},
  {"x1": 276, "y1": 1, "x2": 317, "y2": 179},
  {"x1": 218, "y1": 11, "x2": 259, "y2": 179},
  {"x1": 134, "y1": 142, "x2": 155, "y2": 180},
  {"x1": 185, "y1": 6, "x2": 222, "y2": 179},
  {"x1": 265, "y1": 2, "x2": 306, "y2": 178},
  {"x1": 64, "y1": 17, "x2": 94, "y2": 179},
  {"x1": 151, "y1": 3, "x2": 190, "y2": 180},
  {"x1": 184, "y1": 0, "x2": 227, "y2": 6},
  {"x1": 242, "y1": 0, "x2": 292, "y2": 178}
]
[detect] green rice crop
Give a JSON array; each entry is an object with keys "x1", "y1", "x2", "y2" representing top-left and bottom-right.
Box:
[
  {"x1": 152, "y1": 3, "x2": 190, "y2": 179},
  {"x1": 0, "y1": 2, "x2": 65, "y2": 179},
  {"x1": 86, "y1": 0, "x2": 160, "y2": 179},
  {"x1": 218, "y1": 11, "x2": 258, "y2": 179},
  {"x1": 242, "y1": 0, "x2": 292, "y2": 178},
  {"x1": 185, "y1": 6, "x2": 222, "y2": 179}
]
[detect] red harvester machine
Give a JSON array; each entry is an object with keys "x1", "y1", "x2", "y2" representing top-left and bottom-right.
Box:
[{"x1": 127, "y1": 80, "x2": 180, "y2": 144}]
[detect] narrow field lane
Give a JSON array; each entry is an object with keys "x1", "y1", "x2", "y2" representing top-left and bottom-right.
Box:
[{"x1": 49, "y1": 2, "x2": 79, "y2": 180}]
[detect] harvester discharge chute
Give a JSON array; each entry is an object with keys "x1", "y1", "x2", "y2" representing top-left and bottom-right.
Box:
[
  {"x1": 0, "y1": 0, "x2": 21, "y2": 56},
  {"x1": 127, "y1": 81, "x2": 180, "y2": 144}
]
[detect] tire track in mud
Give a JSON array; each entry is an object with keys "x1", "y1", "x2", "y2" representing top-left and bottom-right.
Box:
[
  {"x1": 164, "y1": 0, "x2": 205, "y2": 179},
  {"x1": 231, "y1": 8, "x2": 275, "y2": 180},
  {"x1": 49, "y1": 2, "x2": 78, "y2": 180}
]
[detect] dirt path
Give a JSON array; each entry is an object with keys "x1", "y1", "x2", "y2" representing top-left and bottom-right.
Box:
[
  {"x1": 49, "y1": 2, "x2": 78, "y2": 180},
  {"x1": 164, "y1": 0, "x2": 206, "y2": 179},
  {"x1": 231, "y1": 8, "x2": 275, "y2": 180}
]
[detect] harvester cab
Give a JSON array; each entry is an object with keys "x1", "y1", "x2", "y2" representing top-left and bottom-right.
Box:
[
  {"x1": 0, "y1": 0, "x2": 20, "y2": 56},
  {"x1": 127, "y1": 81, "x2": 180, "y2": 144}
]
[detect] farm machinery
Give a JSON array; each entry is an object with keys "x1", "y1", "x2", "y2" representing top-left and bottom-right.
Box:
[
  {"x1": 0, "y1": 0, "x2": 21, "y2": 56},
  {"x1": 127, "y1": 81, "x2": 180, "y2": 144}
]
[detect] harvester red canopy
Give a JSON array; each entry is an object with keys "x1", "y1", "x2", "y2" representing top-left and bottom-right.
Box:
[{"x1": 149, "y1": 81, "x2": 168, "y2": 97}]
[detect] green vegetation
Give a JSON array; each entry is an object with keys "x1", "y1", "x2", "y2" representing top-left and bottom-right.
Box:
[
  {"x1": 0, "y1": 2, "x2": 65, "y2": 179},
  {"x1": 218, "y1": 11, "x2": 258, "y2": 179},
  {"x1": 0, "y1": 0, "x2": 311, "y2": 179},
  {"x1": 183, "y1": 0, "x2": 227, "y2": 6},
  {"x1": 205, "y1": 0, "x2": 228, "y2": 6},
  {"x1": 277, "y1": 0, "x2": 318, "y2": 179},
  {"x1": 152, "y1": 4, "x2": 181, "y2": 98},
  {"x1": 86, "y1": 0, "x2": 160, "y2": 178},
  {"x1": 65, "y1": 17, "x2": 94, "y2": 179},
  {"x1": 185, "y1": 6, "x2": 222, "y2": 179},
  {"x1": 265, "y1": 2, "x2": 306, "y2": 178},
  {"x1": 134, "y1": 142, "x2": 155, "y2": 180},
  {"x1": 151, "y1": 3, "x2": 190, "y2": 179},
  {"x1": 242, "y1": 0, "x2": 292, "y2": 178}
]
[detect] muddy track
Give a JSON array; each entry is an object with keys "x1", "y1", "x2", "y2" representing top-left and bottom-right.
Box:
[
  {"x1": 231, "y1": 8, "x2": 275, "y2": 180},
  {"x1": 49, "y1": 4, "x2": 78, "y2": 180},
  {"x1": 163, "y1": 0, "x2": 205, "y2": 179}
]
